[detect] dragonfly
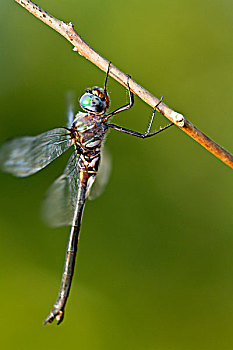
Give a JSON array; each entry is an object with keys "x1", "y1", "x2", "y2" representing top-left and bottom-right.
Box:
[{"x1": 0, "y1": 63, "x2": 173, "y2": 325}]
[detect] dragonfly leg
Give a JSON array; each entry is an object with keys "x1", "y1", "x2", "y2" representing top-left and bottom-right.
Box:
[
  {"x1": 104, "y1": 61, "x2": 111, "y2": 93},
  {"x1": 107, "y1": 122, "x2": 173, "y2": 138},
  {"x1": 144, "y1": 97, "x2": 163, "y2": 136},
  {"x1": 103, "y1": 75, "x2": 134, "y2": 121},
  {"x1": 107, "y1": 99, "x2": 173, "y2": 139}
]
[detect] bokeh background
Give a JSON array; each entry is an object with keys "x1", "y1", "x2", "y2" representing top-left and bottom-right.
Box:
[{"x1": 0, "y1": 1, "x2": 232, "y2": 349}]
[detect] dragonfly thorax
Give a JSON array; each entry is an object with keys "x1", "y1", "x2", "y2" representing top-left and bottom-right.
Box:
[{"x1": 79, "y1": 87, "x2": 110, "y2": 115}]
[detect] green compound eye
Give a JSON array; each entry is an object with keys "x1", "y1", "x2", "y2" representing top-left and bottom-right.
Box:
[{"x1": 80, "y1": 94, "x2": 92, "y2": 108}]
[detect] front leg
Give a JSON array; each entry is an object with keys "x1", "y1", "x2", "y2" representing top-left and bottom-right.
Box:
[{"x1": 103, "y1": 75, "x2": 134, "y2": 122}]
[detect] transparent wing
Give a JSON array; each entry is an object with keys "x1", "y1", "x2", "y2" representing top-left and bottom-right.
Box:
[
  {"x1": 42, "y1": 152, "x2": 81, "y2": 227},
  {"x1": 89, "y1": 147, "x2": 112, "y2": 200},
  {"x1": 0, "y1": 128, "x2": 72, "y2": 177},
  {"x1": 66, "y1": 91, "x2": 75, "y2": 128}
]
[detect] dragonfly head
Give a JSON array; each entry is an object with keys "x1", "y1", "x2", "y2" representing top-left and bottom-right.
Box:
[{"x1": 79, "y1": 87, "x2": 110, "y2": 115}]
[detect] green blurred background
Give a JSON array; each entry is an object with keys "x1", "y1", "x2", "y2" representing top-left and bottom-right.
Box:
[{"x1": 0, "y1": 1, "x2": 232, "y2": 349}]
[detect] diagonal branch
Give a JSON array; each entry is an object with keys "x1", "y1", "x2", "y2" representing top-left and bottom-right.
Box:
[{"x1": 15, "y1": 0, "x2": 233, "y2": 169}]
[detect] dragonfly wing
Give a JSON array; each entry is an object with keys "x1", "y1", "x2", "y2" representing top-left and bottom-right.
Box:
[
  {"x1": 0, "y1": 128, "x2": 72, "y2": 177},
  {"x1": 42, "y1": 152, "x2": 81, "y2": 227},
  {"x1": 89, "y1": 147, "x2": 112, "y2": 200},
  {"x1": 66, "y1": 91, "x2": 75, "y2": 128}
]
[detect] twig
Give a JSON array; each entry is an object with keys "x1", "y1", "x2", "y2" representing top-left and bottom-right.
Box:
[{"x1": 15, "y1": 0, "x2": 233, "y2": 169}]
